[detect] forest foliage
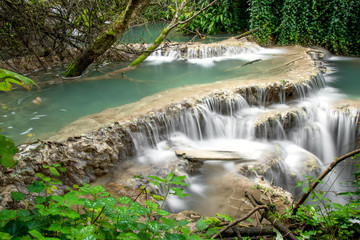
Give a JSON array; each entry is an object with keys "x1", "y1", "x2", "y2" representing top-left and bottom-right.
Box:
[{"x1": 183, "y1": 0, "x2": 360, "y2": 55}]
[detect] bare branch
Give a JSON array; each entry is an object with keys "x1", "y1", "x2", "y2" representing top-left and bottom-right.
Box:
[{"x1": 292, "y1": 149, "x2": 360, "y2": 215}]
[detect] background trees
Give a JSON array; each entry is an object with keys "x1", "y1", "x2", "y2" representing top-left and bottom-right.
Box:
[{"x1": 0, "y1": 0, "x2": 359, "y2": 75}]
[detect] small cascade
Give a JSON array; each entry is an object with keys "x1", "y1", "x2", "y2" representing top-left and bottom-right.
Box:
[
  {"x1": 186, "y1": 45, "x2": 260, "y2": 59},
  {"x1": 127, "y1": 72, "x2": 359, "y2": 212},
  {"x1": 146, "y1": 43, "x2": 264, "y2": 65}
]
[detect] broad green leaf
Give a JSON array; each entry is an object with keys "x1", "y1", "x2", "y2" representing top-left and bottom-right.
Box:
[
  {"x1": 0, "y1": 134, "x2": 18, "y2": 168},
  {"x1": 129, "y1": 202, "x2": 149, "y2": 215},
  {"x1": 0, "y1": 209, "x2": 17, "y2": 221},
  {"x1": 0, "y1": 232, "x2": 11, "y2": 240},
  {"x1": 164, "y1": 232, "x2": 187, "y2": 240},
  {"x1": 11, "y1": 191, "x2": 25, "y2": 201},
  {"x1": 118, "y1": 196, "x2": 132, "y2": 204},
  {"x1": 5, "y1": 220, "x2": 27, "y2": 237},
  {"x1": 29, "y1": 230, "x2": 45, "y2": 240},
  {"x1": 196, "y1": 217, "x2": 208, "y2": 231},
  {"x1": 27, "y1": 181, "x2": 45, "y2": 193},
  {"x1": 116, "y1": 232, "x2": 140, "y2": 240},
  {"x1": 35, "y1": 196, "x2": 46, "y2": 204},
  {"x1": 166, "y1": 172, "x2": 174, "y2": 181},
  {"x1": 155, "y1": 209, "x2": 170, "y2": 216},
  {"x1": 148, "y1": 220, "x2": 160, "y2": 233},
  {"x1": 160, "y1": 217, "x2": 177, "y2": 228},
  {"x1": 0, "y1": 68, "x2": 38, "y2": 91},
  {"x1": 49, "y1": 167, "x2": 60, "y2": 177},
  {"x1": 145, "y1": 200, "x2": 158, "y2": 210},
  {"x1": 18, "y1": 209, "x2": 31, "y2": 222},
  {"x1": 172, "y1": 188, "x2": 190, "y2": 198}
]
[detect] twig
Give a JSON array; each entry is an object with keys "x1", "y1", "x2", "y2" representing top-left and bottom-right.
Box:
[{"x1": 292, "y1": 149, "x2": 360, "y2": 215}]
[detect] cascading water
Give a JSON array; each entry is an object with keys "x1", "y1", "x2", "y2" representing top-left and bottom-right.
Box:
[{"x1": 127, "y1": 51, "x2": 359, "y2": 214}]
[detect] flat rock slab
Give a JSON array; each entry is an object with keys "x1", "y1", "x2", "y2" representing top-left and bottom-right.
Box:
[{"x1": 175, "y1": 149, "x2": 254, "y2": 162}]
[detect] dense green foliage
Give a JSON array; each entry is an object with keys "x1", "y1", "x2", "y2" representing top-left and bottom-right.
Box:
[
  {"x1": 249, "y1": 0, "x2": 360, "y2": 55},
  {"x1": 1, "y1": 142, "x2": 360, "y2": 239},
  {"x1": 179, "y1": 0, "x2": 249, "y2": 34},
  {"x1": 284, "y1": 165, "x2": 360, "y2": 239},
  {"x1": 179, "y1": 0, "x2": 359, "y2": 55}
]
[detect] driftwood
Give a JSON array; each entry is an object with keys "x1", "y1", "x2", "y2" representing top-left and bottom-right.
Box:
[
  {"x1": 235, "y1": 27, "x2": 260, "y2": 40},
  {"x1": 266, "y1": 56, "x2": 305, "y2": 72},
  {"x1": 225, "y1": 59, "x2": 262, "y2": 72},
  {"x1": 292, "y1": 149, "x2": 360, "y2": 215}
]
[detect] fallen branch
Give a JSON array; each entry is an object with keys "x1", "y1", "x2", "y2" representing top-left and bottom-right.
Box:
[
  {"x1": 245, "y1": 192, "x2": 297, "y2": 240},
  {"x1": 292, "y1": 149, "x2": 360, "y2": 215},
  {"x1": 211, "y1": 205, "x2": 269, "y2": 239},
  {"x1": 266, "y1": 57, "x2": 305, "y2": 72},
  {"x1": 218, "y1": 226, "x2": 275, "y2": 238},
  {"x1": 235, "y1": 27, "x2": 260, "y2": 39},
  {"x1": 225, "y1": 59, "x2": 262, "y2": 72}
]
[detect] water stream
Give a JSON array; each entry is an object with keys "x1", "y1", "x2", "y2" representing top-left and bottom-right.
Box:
[{"x1": 1, "y1": 41, "x2": 359, "y2": 217}]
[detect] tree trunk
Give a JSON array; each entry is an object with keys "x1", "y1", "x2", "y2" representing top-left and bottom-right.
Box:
[{"x1": 64, "y1": 0, "x2": 150, "y2": 77}]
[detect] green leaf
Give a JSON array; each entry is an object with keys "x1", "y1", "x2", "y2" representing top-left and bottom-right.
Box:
[
  {"x1": 196, "y1": 217, "x2": 209, "y2": 231},
  {"x1": 148, "y1": 220, "x2": 160, "y2": 233},
  {"x1": 5, "y1": 221, "x2": 27, "y2": 237},
  {"x1": 49, "y1": 167, "x2": 60, "y2": 177},
  {"x1": 11, "y1": 192, "x2": 25, "y2": 201},
  {"x1": 118, "y1": 196, "x2": 132, "y2": 204},
  {"x1": 155, "y1": 209, "x2": 170, "y2": 216},
  {"x1": 129, "y1": 202, "x2": 149, "y2": 215},
  {"x1": 152, "y1": 194, "x2": 165, "y2": 201},
  {"x1": 35, "y1": 196, "x2": 46, "y2": 204},
  {"x1": 164, "y1": 232, "x2": 187, "y2": 240},
  {"x1": 27, "y1": 181, "x2": 45, "y2": 193},
  {"x1": 26, "y1": 219, "x2": 48, "y2": 231},
  {"x1": 29, "y1": 230, "x2": 45, "y2": 240},
  {"x1": 160, "y1": 217, "x2": 177, "y2": 228},
  {"x1": 171, "y1": 188, "x2": 190, "y2": 198},
  {"x1": 0, "y1": 209, "x2": 17, "y2": 221},
  {"x1": 116, "y1": 233, "x2": 140, "y2": 240},
  {"x1": 166, "y1": 172, "x2": 174, "y2": 181},
  {"x1": 0, "y1": 68, "x2": 38, "y2": 91},
  {"x1": 145, "y1": 200, "x2": 158, "y2": 210},
  {"x1": 0, "y1": 232, "x2": 11, "y2": 240},
  {"x1": 303, "y1": 187, "x2": 309, "y2": 194},
  {"x1": 0, "y1": 134, "x2": 18, "y2": 168}
]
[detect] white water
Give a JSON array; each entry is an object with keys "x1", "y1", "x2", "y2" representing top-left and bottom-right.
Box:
[{"x1": 146, "y1": 44, "x2": 285, "y2": 67}]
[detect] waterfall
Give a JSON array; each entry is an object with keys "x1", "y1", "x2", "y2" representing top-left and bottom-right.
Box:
[{"x1": 127, "y1": 73, "x2": 359, "y2": 204}]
